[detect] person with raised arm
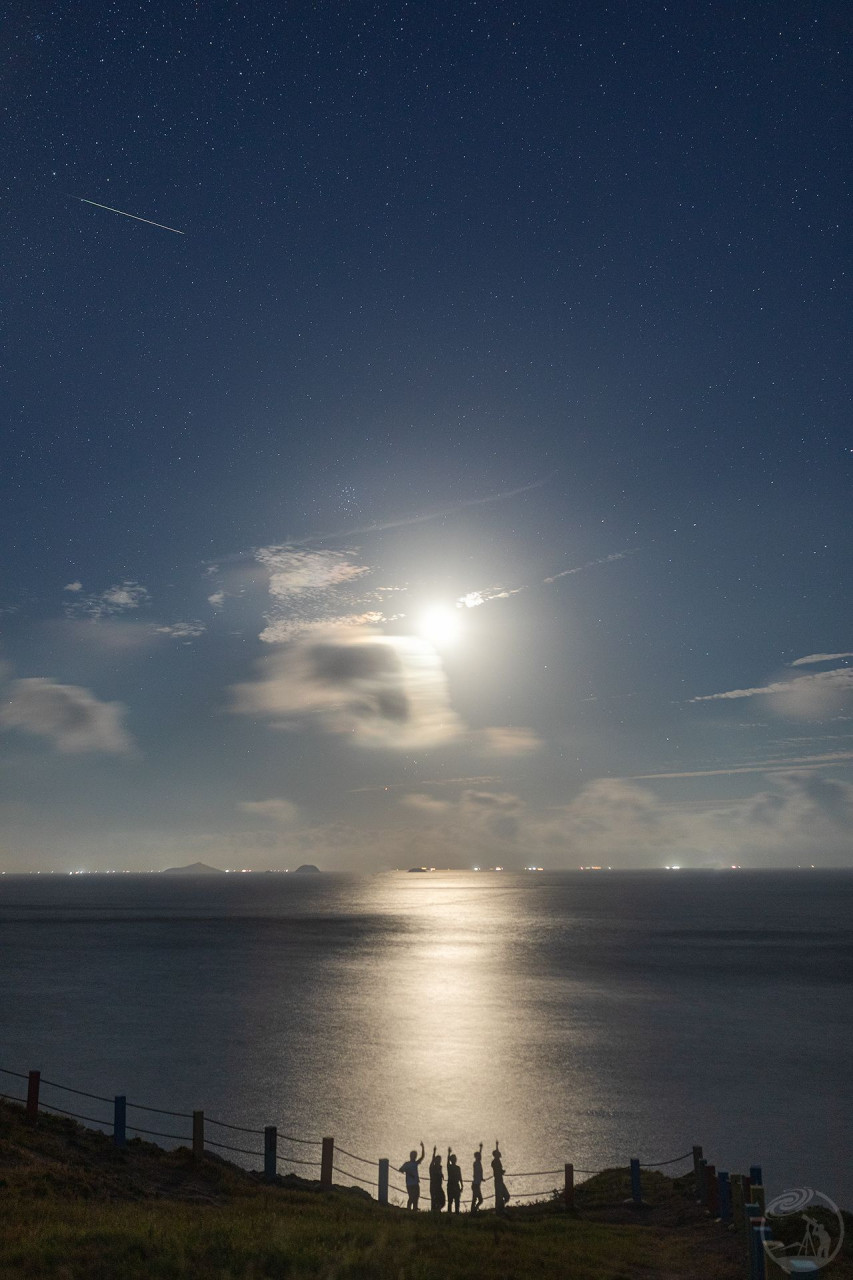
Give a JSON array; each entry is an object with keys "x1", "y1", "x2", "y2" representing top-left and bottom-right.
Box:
[
  {"x1": 398, "y1": 1141, "x2": 425, "y2": 1210},
  {"x1": 491, "y1": 1139, "x2": 510, "y2": 1214},
  {"x1": 429, "y1": 1145, "x2": 446, "y2": 1212}
]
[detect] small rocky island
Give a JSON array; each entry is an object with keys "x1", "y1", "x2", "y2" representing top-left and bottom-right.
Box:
[
  {"x1": 162, "y1": 862, "x2": 224, "y2": 875},
  {"x1": 293, "y1": 864, "x2": 321, "y2": 874}
]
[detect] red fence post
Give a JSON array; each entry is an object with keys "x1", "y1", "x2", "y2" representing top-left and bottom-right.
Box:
[{"x1": 25, "y1": 1071, "x2": 40, "y2": 1124}]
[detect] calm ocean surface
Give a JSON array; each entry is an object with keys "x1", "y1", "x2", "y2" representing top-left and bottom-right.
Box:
[{"x1": 1, "y1": 870, "x2": 851, "y2": 1205}]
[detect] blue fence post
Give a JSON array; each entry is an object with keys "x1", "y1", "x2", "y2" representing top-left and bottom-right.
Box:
[
  {"x1": 749, "y1": 1220, "x2": 767, "y2": 1280},
  {"x1": 264, "y1": 1126, "x2": 277, "y2": 1183},
  {"x1": 717, "y1": 1170, "x2": 731, "y2": 1223},
  {"x1": 746, "y1": 1203, "x2": 762, "y2": 1278},
  {"x1": 378, "y1": 1158, "x2": 389, "y2": 1206},
  {"x1": 113, "y1": 1095, "x2": 126, "y2": 1148},
  {"x1": 630, "y1": 1158, "x2": 642, "y2": 1206}
]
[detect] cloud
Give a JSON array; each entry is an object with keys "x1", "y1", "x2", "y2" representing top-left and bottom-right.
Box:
[
  {"x1": 457, "y1": 587, "x2": 516, "y2": 609},
  {"x1": 257, "y1": 546, "x2": 370, "y2": 599},
  {"x1": 66, "y1": 580, "x2": 150, "y2": 620},
  {"x1": 394, "y1": 773, "x2": 853, "y2": 868},
  {"x1": 63, "y1": 581, "x2": 83, "y2": 593},
  {"x1": 259, "y1": 611, "x2": 384, "y2": 644},
  {"x1": 690, "y1": 668, "x2": 853, "y2": 719},
  {"x1": 250, "y1": 545, "x2": 390, "y2": 641},
  {"x1": 631, "y1": 751, "x2": 853, "y2": 779},
  {"x1": 153, "y1": 621, "x2": 206, "y2": 640},
  {"x1": 474, "y1": 726, "x2": 542, "y2": 756},
  {"x1": 457, "y1": 549, "x2": 634, "y2": 611},
  {"x1": 238, "y1": 798, "x2": 299, "y2": 826},
  {"x1": 543, "y1": 550, "x2": 634, "y2": 584},
  {"x1": 0, "y1": 678, "x2": 133, "y2": 753},
  {"x1": 207, "y1": 591, "x2": 225, "y2": 608},
  {"x1": 791, "y1": 652, "x2": 853, "y2": 667},
  {"x1": 301, "y1": 479, "x2": 548, "y2": 544},
  {"x1": 232, "y1": 627, "x2": 463, "y2": 749},
  {"x1": 400, "y1": 793, "x2": 452, "y2": 815}
]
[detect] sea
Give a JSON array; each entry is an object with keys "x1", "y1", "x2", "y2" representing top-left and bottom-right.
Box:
[{"x1": 1, "y1": 869, "x2": 851, "y2": 1207}]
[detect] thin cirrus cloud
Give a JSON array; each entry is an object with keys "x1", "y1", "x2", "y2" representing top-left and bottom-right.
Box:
[
  {"x1": 232, "y1": 627, "x2": 463, "y2": 749},
  {"x1": 457, "y1": 550, "x2": 634, "y2": 609},
  {"x1": 791, "y1": 652, "x2": 853, "y2": 667},
  {"x1": 690, "y1": 668, "x2": 853, "y2": 715},
  {"x1": 0, "y1": 678, "x2": 133, "y2": 753}
]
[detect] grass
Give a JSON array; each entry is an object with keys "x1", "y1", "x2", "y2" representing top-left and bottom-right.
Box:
[{"x1": 1, "y1": 1102, "x2": 850, "y2": 1279}]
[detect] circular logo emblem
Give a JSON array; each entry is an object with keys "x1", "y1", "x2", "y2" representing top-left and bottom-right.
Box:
[{"x1": 763, "y1": 1187, "x2": 844, "y2": 1274}]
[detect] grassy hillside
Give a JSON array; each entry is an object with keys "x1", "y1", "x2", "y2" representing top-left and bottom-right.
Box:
[{"x1": 1, "y1": 1100, "x2": 849, "y2": 1279}]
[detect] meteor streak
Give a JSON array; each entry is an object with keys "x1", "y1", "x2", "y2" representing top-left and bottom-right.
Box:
[{"x1": 75, "y1": 198, "x2": 184, "y2": 235}]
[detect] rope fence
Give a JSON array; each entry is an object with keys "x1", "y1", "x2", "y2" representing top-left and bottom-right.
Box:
[
  {"x1": 2, "y1": 1058, "x2": 773, "y2": 1275},
  {"x1": 38, "y1": 1099, "x2": 113, "y2": 1127}
]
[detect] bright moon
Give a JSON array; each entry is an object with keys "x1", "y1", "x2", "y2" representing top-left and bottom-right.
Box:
[{"x1": 418, "y1": 604, "x2": 462, "y2": 648}]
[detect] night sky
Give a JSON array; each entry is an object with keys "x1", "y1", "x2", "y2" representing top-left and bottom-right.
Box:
[{"x1": 2, "y1": 1, "x2": 851, "y2": 871}]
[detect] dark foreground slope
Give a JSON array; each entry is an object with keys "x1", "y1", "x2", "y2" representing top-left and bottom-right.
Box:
[{"x1": 1, "y1": 1101, "x2": 850, "y2": 1280}]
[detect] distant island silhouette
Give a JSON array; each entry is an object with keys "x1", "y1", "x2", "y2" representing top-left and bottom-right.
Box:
[
  {"x1": 162, "y1": 862, "x2": 224, "y2": 875},
  {"x1": 408, "y1": 866, "x2": 428, "y2": 873},
  {"x1": 293, "y1": 864, "x2": 321, "y2": 874}
]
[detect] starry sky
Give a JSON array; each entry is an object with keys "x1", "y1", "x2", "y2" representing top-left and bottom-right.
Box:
[{"x1": 1, "y1": 1, "x2": 851, "y2": 871}]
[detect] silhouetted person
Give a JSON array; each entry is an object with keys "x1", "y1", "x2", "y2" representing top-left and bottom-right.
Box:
[
  {"x1": 446, "y1": 1147, "x2": 464, "y2": 1213},
  {"x1": 429, "y1": 1145, "x2": 445, "y2": 1212},
  {"x1": 491, "y1": 1140, "x2": 510, "y2": 1214},
  {"x1": 398, "y1": 1141, "x2": 425, "y2": 1210},
  {"x1": 470, "y1": 1142, "x2": 484, "y2": 1214}
]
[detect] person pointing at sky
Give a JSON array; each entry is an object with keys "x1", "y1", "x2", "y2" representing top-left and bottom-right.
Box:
[{"x1": 398, "y1": 1141, "x2": 425, "y2": 1210}]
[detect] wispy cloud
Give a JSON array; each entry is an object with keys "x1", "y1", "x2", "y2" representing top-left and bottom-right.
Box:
[
  {"x1": 65, "y1": 580, "x2": 150, "y2": 620},
  {"x1": 457, "y1": 549, "x2": 635, "y2": 610},
  {"x1": 247, "y1": 545, "x2": 392, "y2": 642},
  {"x1": 259, "y1": 611, "x2": 384, "y2": 644},
  {"x1": 63, "y1": 581, "x2": 83, "y2": 593},
  {"x1": 153, "y1": 621, "x2": 206, "y2": 640},
  {"x1": 542, "y1": 550, "x2": 635, "y2": 584},
  {"x1": 791, "y1": 652, "x2": 853, "y2": 667},
  {"x1": 690, "y1": 668, "x2": 853, "y2": 715},
  {"x1": 238, "y1": 798, "x2": 299, "y2": 825},
  {"x1": 473, "y1": 726, "x2": 542, "y2": 757},
  {"x1": 0, "y1": 678, "x2": 133, "y2": 753},
  {"x1": 301, "y1": 479, "x2": 549, "y2": 544},
  {"x1": 630, "y1": 751, "x2": 853, "y2": 779},
  {"x1": 349, "y1": 776, "x2": 502, "y2": 793}
]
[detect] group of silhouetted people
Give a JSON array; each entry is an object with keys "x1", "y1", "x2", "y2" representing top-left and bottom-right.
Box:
[{"x1": 398, "y1": 1140, "x2": 511, "y2": 1214}]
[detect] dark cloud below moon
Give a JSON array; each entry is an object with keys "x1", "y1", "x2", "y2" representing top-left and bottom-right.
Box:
[{"x1": 232, "y1": 628, "x2": 463, "y2": 748}]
